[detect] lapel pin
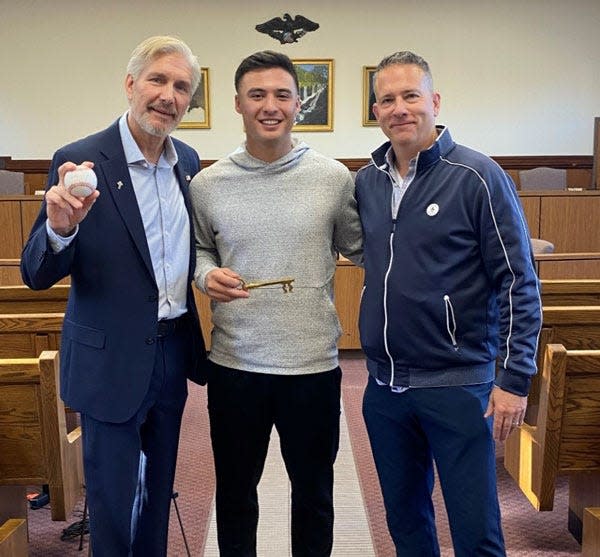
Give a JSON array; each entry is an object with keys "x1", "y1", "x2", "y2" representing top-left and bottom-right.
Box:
[
  {"x1": 117, "y1": 180, "x2": 123, "y2": 190},
  {"x1": 185, "y1": 175, "x2": 191, "y2": 182}
]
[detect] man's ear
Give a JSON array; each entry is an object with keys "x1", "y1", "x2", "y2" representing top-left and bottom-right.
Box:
[
  {"x1": 125, "y1": 74, "x2": 134, "y2": 101},
  {"x1": 433, "y1": 92, "x2": 441, "y2": 117},
  {"x1": 372, "y1": 102, "x2": 380, "y2": 121},
  {"x1": 234, "y1": 94, "x2": 242, "y2": 115}
]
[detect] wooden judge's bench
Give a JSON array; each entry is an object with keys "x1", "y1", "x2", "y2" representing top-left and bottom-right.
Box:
[
  {"x1": 2, "y1": 188, "x2": 600, "y2": 349},
  {"x1": 1, "y1": 153, "x2": 599, "y2": 344}
]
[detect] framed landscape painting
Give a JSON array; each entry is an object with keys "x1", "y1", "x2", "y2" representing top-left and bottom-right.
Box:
[
  {"x1": 363, "y1": 66, "x2": 377, "y2": 126},
  {"x1": 292, "y1": 59, "x2": 333, "y2": 132},
  {"x1": 178, "y1": 67, "x2": 210, "y2": 129}
]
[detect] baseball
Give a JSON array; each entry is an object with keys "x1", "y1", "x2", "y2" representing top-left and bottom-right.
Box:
[{"x1": 64, "y1": 165, "x2": 97, "y2": 197}]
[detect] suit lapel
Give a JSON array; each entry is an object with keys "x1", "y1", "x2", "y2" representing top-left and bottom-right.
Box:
[
  {"x1": 96, "y1": 127, "x2": 155, "y2": 283},
  {"x1": 173, "y1": 151, "x2": 197, "y2": 282}
]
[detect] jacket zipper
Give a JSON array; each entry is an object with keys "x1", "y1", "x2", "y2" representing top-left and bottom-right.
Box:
[
  {"x1": 383, "y1": 220, "x2": 397, "y2": 386},
  {"x1": 443, "y1": 295, "x2": 459, "y2": 349}
]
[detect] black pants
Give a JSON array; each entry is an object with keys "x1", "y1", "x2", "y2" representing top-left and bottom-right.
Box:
[{"x1": 207, "y1": 362, "x2": 342, "y2": 557}]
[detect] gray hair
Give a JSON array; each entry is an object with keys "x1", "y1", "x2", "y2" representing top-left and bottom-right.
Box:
[
  {"x1": 126, "y1": 35, "x2": 201, "y2": 93},
  {"x1": 374, "y1": 51, "x2": 434, "y2": 92}
]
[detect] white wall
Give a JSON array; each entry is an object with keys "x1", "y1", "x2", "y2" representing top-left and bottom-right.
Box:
[{"x1": 1, "y1": 0, "x2": 599, "y2": 160}]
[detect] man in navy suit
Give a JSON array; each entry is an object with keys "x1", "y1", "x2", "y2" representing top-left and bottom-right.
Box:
[{"x1": 21, "y1": 35, "x2": 207, "y2": 556}]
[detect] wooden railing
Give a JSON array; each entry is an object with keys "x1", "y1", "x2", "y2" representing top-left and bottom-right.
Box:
[{"x1": 1, "y1": 155, "x2": 595, "y2": 194}]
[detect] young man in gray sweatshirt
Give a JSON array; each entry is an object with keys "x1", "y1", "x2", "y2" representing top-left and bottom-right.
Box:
[{"x1": 189, "y1": 51, "x2": 362, "y2": 556}]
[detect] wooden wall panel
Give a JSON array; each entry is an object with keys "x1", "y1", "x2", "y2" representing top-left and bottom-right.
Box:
[
  {"x1": 518, "y1": 196, "x2": 541, "y2": 238},
  {"x1": 24, "y1": 173, "x2": 47, "y2": 195},
  {"x1": 334, "y1": 261, "x2": 364, "y2": 350},
  {"x1": 0, "y1": 202, "x2": 22, "y2": 259},
  {"x1": 20, "y1": 199, "x2": 42, "y2": 246},
  {"x1": 540, "y1": 196, "x2": 600, "y2": 252}
]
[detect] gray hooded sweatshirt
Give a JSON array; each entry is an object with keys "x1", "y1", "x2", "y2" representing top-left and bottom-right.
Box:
[{"x1": 190, "y1": 140, "x2": 363, "y2": 375}]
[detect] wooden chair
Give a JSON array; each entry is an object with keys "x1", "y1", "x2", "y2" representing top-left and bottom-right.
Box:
[
  {"x1": 519, "y1": 166, "x2": 567, "y2": 190},
  {"x1": 0, "y1": 284, "x2": 69, "y2": 313},
  {"x1": 0, "y1": 170, "x2": 25, "y2": 195},
  {"x1": 0, "y1": 351, "x2": 83, "y2": 521}
]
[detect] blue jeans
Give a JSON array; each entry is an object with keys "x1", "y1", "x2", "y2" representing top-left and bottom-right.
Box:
[{"x1": 363, "y1": 377, "x2": 505, "y2": 557}]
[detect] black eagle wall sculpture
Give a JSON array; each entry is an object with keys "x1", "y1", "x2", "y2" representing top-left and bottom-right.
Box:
[{"x1": 255, "y1": 13, "x2": 319, "y2": 44}]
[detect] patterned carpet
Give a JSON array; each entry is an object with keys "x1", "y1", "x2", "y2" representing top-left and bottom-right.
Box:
[{"x1": 26, "y1": 351, "x2": 582, "y2": 556}]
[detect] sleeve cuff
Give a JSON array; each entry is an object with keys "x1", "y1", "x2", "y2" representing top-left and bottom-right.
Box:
[{"x1": 46, "y1": 220, "x2": 78, "y2": 253}]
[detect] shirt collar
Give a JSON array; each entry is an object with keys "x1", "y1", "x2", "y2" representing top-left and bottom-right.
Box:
[
  {"x1": 118, "y1": 112, "x2": 178, "y2": 168},
  {"x1": 384, "y1": 127, "x2": 443, "y2": 173}
]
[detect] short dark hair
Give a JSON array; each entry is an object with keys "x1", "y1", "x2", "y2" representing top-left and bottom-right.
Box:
[
  {"x1": 234, "y1": 50, "x2": 299, "y2": 93},
  {"x1": 374, "y1": 51, "x2": 434, "y2": 92}
]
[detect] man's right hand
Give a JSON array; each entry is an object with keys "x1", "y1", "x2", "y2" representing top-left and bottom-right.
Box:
[
  {"x1": 46, "y1": 161, "x2": 100, "y2": 237},
  {"x1": 205, "y1": 268, "x2": 250, "y2": 302}
]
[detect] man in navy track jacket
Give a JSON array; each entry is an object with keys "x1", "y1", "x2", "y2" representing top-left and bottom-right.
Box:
[{"x1": 356, "y1": 51, "x2": 541, "y2": 557}]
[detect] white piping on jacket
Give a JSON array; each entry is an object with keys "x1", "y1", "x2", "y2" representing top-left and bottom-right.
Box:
[
  {"x1": 440, "y1": 156, "x2": 532, "y2": 370},
  {"x1": 443, "y1": 295, "x2": 458, "y2": 348},
  {"x1": 370, "y1": 160, "x2": 398, "y2": 387},
  {"x1": 383, "y1": 231, "x2": 396, "y2": 385}
]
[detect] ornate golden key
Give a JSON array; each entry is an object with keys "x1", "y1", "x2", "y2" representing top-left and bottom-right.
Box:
[{"x1": 240, "y1": 277, "x2": 294, "y2": 293}]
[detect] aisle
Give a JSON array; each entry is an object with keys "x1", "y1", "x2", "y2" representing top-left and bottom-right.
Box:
[{"x1": 202, "y1": 402, "x2": 376, "y2": 556}]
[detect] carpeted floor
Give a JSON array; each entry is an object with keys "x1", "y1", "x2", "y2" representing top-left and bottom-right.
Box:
[{"x1": 26, "y1": 351, "x2": 582, "y2": 556}]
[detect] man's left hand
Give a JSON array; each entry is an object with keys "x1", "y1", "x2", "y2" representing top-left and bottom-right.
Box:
[{"x1": 484, "y1": 386, "x2": 527, "y2": 442}]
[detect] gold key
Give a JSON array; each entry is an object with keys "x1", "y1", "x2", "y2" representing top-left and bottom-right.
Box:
[{"x1": 240, "y1": 277, "x2": 294, "y2": 293}]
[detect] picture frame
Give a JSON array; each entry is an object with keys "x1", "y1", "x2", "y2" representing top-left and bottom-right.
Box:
[
  {"x1": 178, "y1": 67, "x2": 210, "y2": 129},
  {"x1": 292, "y1": 59, "x2": 333, "y2": 132},
  {"x1": 362, "y1": 66, "x2": 378, "y2": 127}
]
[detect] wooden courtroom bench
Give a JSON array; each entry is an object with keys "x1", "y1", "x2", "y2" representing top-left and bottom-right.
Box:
[
  {"x1": 504, "y1": 343, "x2": 600, "y2": 545},
  {"x1": 0, "y1": 519, "x2": 27, "y2": 557},
  {"x1": 0, "y1": 313, "x2": 63, "y2": 358},
  {"x1": 541, "y1": 279, "x2": 600, "y2": 306},
  {"x1": 583, "y1": 507, "x2": 600, "y2": 557},
  {"x1": 536, "y1": 253, "x2": 600, "y2": 280},
  {"x1": 526, "y1": 306, "x2": 600, "y2": 425},
  {"x1": 0, "y1": 260, "x2": 22, "y2": 287},
  {"x1": 0, "y1": 351, "x2": 83, "y2": 522},
  {"x1": 0, "y1": 284, "x2": 69, "y2": 313}
]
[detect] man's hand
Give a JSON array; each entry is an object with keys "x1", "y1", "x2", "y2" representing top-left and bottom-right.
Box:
[
  {"x1": 484, "y1": 386, "x2": 527, "y2": 442},
  {"x1": 46, "y1": 161, "x2": 100, "y2": 236},
  {"x1": 205, "y1": 268, "x2": 250, "y2": 302}
]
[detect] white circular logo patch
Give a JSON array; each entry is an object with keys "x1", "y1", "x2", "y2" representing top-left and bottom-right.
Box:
[{"x1": 426, "y1": 203, "x2": 439, "y2": 217}]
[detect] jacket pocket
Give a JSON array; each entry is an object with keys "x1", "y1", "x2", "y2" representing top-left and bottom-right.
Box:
[
  {"x1": 63, "y1": 319, "x2": 106, "y2": 349},
  {"x1": 443, "y1": 295, "x2": 459, "y2": 349}
]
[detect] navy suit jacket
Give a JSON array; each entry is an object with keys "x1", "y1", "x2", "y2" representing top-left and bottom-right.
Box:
[{"x1": 21, "y1": 120, "x2": 207, "y2": 423}]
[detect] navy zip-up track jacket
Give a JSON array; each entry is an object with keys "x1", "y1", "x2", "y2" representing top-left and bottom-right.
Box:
[{"x1": 355, "y1": 127, "x2": 542, "y2": 397}]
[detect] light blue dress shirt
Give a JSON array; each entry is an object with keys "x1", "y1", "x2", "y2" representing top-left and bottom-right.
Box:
[{"x1": 47, "y1": 112, "x2": 191, "y2": 320}]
